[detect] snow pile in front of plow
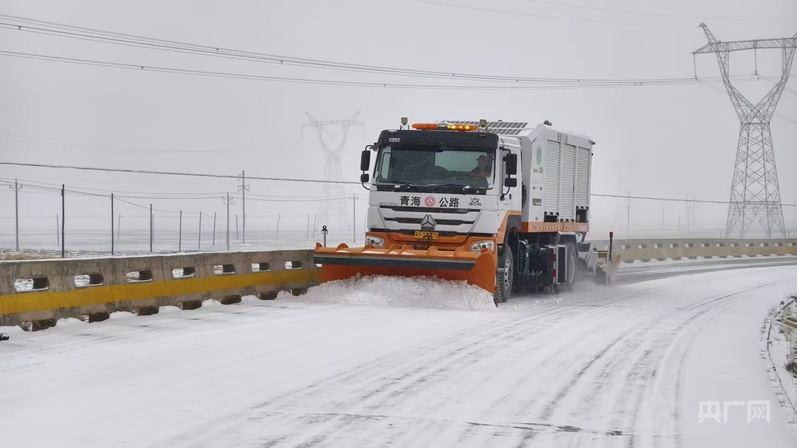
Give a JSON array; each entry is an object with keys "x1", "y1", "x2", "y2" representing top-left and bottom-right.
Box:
[{"x1": 294, "y1": 275, "x2": 497, "y2": 310}]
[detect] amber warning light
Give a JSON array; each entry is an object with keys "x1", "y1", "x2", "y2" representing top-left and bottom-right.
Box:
[{"x1": 412, "y1": 123, "x2": 479, "y2": 131}]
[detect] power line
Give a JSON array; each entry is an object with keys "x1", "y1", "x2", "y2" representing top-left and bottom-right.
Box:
[
  {"x1": 2, "y1": 177, "x2": 228, "y2": 196},
  {"x1": 0, "y1": 177, "x2": 366, "y2": 202},
  {"x1": 0, "y1": 161, "x2": 362, "y2": 185},
  {"x1": 2, "y1": 173, "x2": 793, "y2": 208},
  {"x1": 0, "y1": 15, "x2": 691, "y2": 83},
  {"x1": 0, "y1": 134, "x2": 251, "y2": 155},
  {"x1": 1, "y1": 49, "x2": 785, "y2": 92},
  {"x1": 0, "y1": 178, "x2": 220, "y2": 200},
  {"x1": 246, "y1": 195, "x2": 358, "y2": 203},
  {"x1": 0, "y1": 178, "x2": 216, "y2": 216},
  {"x1": 0, "y1": 15, "x2": 789, "y2": 88},
  {"x1": 0, "y1": 179, "x2": 218, "y2": 210},
  {"x1": 114, "y1": 196, "x2": 192, "y2": 214},
  {"x1": 592, "y1": 193, "x2": 797, "y2": 207},
  {"x1": 4, "y1": 181, "x2": 109, "y2": 198}
]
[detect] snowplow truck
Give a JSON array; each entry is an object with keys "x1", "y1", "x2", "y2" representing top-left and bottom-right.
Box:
[{"x1": 314, "y1": 119, "x2": 619, "y2": 303}]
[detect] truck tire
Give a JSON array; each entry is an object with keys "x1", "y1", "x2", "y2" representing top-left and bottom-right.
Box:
[
  {"x1": 494, "y1": 245, "x2": 513, "y2": 304},
  {"x1": 564, "y1": 243, "x2": 577, "y2": 291}
]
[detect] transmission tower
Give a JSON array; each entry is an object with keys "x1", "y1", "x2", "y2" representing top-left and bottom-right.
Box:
[
  {"x1": 303, "y1": 112, "x2": 363, "y2": 232},
  {"x1": 693, "y1": 24, "x2": 796, "y2": 238}
]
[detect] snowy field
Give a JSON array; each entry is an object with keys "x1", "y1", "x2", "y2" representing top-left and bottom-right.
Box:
[{"x1": 1, "y1": 259, "x2": 797, "y2": 447}]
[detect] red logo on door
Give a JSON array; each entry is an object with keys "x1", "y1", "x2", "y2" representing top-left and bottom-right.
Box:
[{"x1": 424, "y1": 196, "x2": 436, "y2": 207}]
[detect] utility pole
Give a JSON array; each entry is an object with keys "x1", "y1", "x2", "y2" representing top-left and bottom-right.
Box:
[
  {"x1": 237, "y1": 170, "x2": 249, "y2": 244},
  {"x1": 627, "y1": 191, "x2": 631, "y2": 234},
  {"x1": 61, "y1": 184, "x2": 65, "y2": 258},
  {"x1": 178, "y1": 209, "x2": 183, "y2": 252},
  {"x1": 685, "y1": 195, "x2": 689, "y2": 231},
  {"x1": 111, "y1": 193, "x2": 114, "y2": 255},
  {"x1": 149, "y1": 203, "x2": 153, "y2": 253},
  {"x1": 9, "y1": 179, "x2": 22, "y2": 251},
  {"x1": 223, "y1": 194, "x2": 234, "y2": 251},
  {"x1": 693, "y1": 24, "x2": 796, "y2": 238}
]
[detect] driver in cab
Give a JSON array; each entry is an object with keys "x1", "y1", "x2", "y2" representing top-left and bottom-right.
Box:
[{"x1": 470, "y1": 155, "x2": 492, "y2": 178}]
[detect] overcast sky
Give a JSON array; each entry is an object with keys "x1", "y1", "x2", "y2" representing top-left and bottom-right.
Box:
[{"x1": 1, "y1": 0, "x2": 795, "y2": 243}]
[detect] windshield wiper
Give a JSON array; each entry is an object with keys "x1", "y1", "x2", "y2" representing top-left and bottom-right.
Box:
[
  {"x1": 374, "y1": 181, "x2": 414, "y2": 190},
  {"x1": 426, "y1": 183, "x2": 473, "y2": 191}
]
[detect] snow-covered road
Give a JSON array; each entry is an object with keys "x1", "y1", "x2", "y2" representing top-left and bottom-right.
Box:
[{"x1": 2, "y1": 259, "x2": 796, "y2": 447}]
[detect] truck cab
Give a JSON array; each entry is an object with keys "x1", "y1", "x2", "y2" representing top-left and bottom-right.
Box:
[{"x1": 361, "y1": 122, "x2": 522, "y2": 256}]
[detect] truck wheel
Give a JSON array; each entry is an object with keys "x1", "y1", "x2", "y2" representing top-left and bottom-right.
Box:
[
  {"x1": 494, "y1": 246, "x2": 513, "y2": 304},
  {"x1": 564, "y1": 243, "x2": 577, "y2": 291}
]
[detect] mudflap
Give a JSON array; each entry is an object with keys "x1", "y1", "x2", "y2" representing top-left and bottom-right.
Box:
[{"x1": 314, "y1": 243, "x2": 497, "y2": 294}]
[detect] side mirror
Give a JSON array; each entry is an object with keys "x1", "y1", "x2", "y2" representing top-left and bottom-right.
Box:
[
  {"x1": 360, "y1": 173, "x2": 370, "y2": 183},
  {"x1": 505, "y1": 177, "x2": 517, "y2": 188},
  {"x1": 360, "y1": 150, "x2": 371, "y2": 172},
  {"x1": 504, "y1": 153, "x2": 518, "y2": 175}
]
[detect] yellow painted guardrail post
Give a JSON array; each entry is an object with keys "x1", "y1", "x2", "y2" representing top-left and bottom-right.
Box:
[{"x1": 0, "y1": 249, "x2": 319, "y2": 330}]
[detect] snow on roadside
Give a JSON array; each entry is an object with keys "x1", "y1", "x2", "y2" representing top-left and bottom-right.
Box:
[
  {"x1": 766, "y1": 297, "x2": 797, "y2": 422},
  {"x1": 287, "y1": 275, "x2": 497, "y2": 310}
]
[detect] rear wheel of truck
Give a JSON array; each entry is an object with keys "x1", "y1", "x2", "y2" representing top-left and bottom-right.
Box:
[{"x1": 494, "y1": 245, "x2": 513, "y2": 304}]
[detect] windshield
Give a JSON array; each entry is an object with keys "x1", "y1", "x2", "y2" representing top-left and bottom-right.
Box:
[{"x1": 374, "y1": 145, "x2": 495, "y2": 189}]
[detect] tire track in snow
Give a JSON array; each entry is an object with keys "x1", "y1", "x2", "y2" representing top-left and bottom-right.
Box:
[
  {"x1": 508, "y1": 280, "x2": 777, "y2": 447},
  {"x1": 266, "y1": 286, "x2": 678, "y2": 446},
  {"x1": 179, "y1": 299, "x2": 621, "y2": 446},
  {"x1": 254, "y1": 313, "x2": 564, "y2": 446}
]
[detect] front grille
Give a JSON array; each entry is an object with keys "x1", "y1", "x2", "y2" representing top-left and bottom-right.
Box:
[
  {"x1": 385, "y1": 217, "x2": 474, "y2": 226},
  {"x1": 380, "y1": 206, "x2": 476, "y2": 214},
  {"x1": 370, "y1": 228, "x2": 462, "y2": 237}
]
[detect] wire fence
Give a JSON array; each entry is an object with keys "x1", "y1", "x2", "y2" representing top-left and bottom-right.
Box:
[
  {"x1": 0, "y1": 213, "x2": 348, "y2": 254},
  {"x1": 1, "y1": 179, "x2": 795, "y2": 257},
  {"x1": 0, "y1": 179, "x2": 367, "y2": 256}
]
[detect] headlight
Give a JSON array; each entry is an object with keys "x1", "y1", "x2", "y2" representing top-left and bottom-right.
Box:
[
  {"x1": 470, "y1": 240, "x2": 495, "y2": 252},
  {"x1": 366, "y1": 236, "x2": 385, "y2": 247}
]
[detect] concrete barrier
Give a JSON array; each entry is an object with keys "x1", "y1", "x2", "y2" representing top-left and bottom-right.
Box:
[
  {"x1": 0, "y1": 250, "x2": 318, "y2": 329},
  {"x1": 588, "y1": 238, "x2": 797, "y2": 262},
  {"x1": 3, "y1": 239, "x2": 794, "y2": 330}
]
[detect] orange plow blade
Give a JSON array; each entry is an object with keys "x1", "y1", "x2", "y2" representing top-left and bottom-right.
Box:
[{"x1": 313, "y1": 243, "x2": 497, "y2": 294}]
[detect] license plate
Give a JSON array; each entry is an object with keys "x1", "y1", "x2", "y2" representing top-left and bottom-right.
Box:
[{"x1": 414, "y1": 231, "x2": 439, "y2": 240}]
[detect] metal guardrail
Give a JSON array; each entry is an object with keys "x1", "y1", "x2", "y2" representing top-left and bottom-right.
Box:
[
  {"x1": 0, "y1": 250, "x2": 318, "y2": 329},
  {"x1": 589, "y1": 238, "x2": 797, "y2": 262}
]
